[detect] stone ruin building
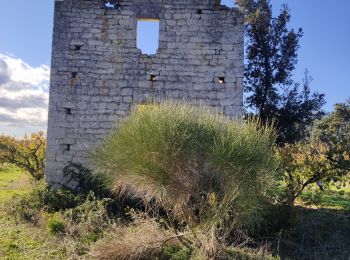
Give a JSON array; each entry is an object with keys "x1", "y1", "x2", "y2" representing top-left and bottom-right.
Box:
[{"x1": 46, "y1": 0, "x2": 244, "y2": 187}]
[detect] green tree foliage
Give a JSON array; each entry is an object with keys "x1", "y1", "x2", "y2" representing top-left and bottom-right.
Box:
[
  {"x1": 277, "y1": 100, "x2": 350, "y2": 204},
  {"x1": 92, "y1": 102, "x2": 277, "y2": 257},
  {"x1": 0, "y1": 132, "x2": 46, "y2": 181},
  {"x1": 316, "y1": 100, "x2": 350, "y2": 168},
  {"x1": 237, "y1": 0, "x2": 325, "y2": 144}
]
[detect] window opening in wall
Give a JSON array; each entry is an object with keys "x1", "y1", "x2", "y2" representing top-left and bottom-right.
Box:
[
  {"x1": 137, "y1": 19, "x2": 160, "y2": 55},
  {"x1": 197, "y1": 10, "x2": 202, "y2": 14},
  {"x1": 71, "y1": 72, "x2": 78, "y2": 79}
]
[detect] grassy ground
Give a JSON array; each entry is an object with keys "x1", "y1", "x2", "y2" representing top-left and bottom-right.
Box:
[
  {"x1": 0, "y1": 165, "x2": 31, "y2": 201},
  {"x1": 273, "y1": 184, "x2": 350, "y2": 259},
  {"x1": 298, "y1": 185, "x2": 350, "y2": 210},
  {"x1": 0, "y1": 165, "x2": 80, "y2": 259},
  {"x1": 0, "y1": 165, "x2": 349, "y2": 259}
]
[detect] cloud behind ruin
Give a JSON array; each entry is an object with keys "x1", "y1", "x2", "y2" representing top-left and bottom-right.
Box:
[{"x1": 0, "y1": 54, "x2": 50, "y2": 136}]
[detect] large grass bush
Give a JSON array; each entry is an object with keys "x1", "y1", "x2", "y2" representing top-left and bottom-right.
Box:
[{"x1": 92, "y1": 102, "x2": 277, "y2": 256}]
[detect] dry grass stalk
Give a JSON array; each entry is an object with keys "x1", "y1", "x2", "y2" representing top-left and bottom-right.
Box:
[{"x1": 90, "y1": 216, "x2": 185, "y2": 260}]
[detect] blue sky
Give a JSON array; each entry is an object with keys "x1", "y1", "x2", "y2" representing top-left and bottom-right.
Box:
[{"x1": 0, "y1": 0, "x2": 349, "y2": 135}]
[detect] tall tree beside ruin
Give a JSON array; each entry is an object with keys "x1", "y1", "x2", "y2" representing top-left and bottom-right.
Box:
[{"x1": 236, "y1": 0, "x2": 325, "y2": 144}]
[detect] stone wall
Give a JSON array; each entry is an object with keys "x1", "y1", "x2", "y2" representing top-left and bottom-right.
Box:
[{"x1": 46, "y1": 0, "x2": 244, "y2": 187}]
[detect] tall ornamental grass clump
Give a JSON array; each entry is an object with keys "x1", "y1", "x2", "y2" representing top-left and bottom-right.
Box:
[{"x1": 92, "y1": 102, "x2": 277, "y2": 256}]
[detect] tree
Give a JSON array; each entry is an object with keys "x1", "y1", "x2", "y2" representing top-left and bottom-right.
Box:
[
  {"x1": 277, "y1": 100, "x2": 350, "y2": 204},
  {"x1": 315, "y1": 99, "x2": 350, "y2": 175},
  {"x1": 237, "y1": 0, "x2": 325, "y2": 144},
  {"x1": 0, "y1": 132, "x2": 46, "y2": 181},
  {"x1": 316, "y1": 99, "x2": 350, "y2": 148},
  {"x1": 277, "y1": 71, "x2": 326, "y2": 143}
]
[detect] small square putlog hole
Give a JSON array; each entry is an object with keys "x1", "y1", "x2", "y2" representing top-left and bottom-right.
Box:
[
  {"x1": 150, "y1": 75, "x2": 157, "y2": 82},
  {"x1": 218, "y1": 77, "x2": 225, "y2": 84},
  {"x1": 74, "y1": 45, "x2": 83, "y2": 51},
  {"x1": 71, "y1": 72, "x2": 78, "y2": 79},
  {"x1": 197, "y1": 10, "x2": 202, "y2": 14},
  {"x1": 64, "y1": 108, "x2": 72, "y2": 115},
  {"x1": 64, "y1": 144, "x2": 71, "y2": 151}
]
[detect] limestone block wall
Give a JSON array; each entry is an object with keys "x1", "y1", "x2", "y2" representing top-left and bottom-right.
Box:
[{"x1": 46, "y1": 0, "x2": 244, "y2": 187}]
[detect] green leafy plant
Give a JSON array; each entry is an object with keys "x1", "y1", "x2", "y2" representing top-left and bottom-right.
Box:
[
  {"x1": 47, "y1": 213, "x2": 66, "y2": 235},
  {"x1": 64, "y1": 192, "x2": 114, "y2": 239}
]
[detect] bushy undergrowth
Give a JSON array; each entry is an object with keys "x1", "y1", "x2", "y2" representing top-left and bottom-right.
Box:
[
  {"x1": 92, "y1": 102, "x2": 278, "y2": 256},
  {"x1": 47, "y1": 213, "x2": 66, "y2": 235},
  {"x1": 5, "y1": 184, "x2": 81, "y2": 222},
  {"x1": 4, "y1": 184, "x2": 118, "y2": 247}
]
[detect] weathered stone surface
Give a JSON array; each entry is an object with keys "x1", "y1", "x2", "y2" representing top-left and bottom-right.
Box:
[{"x1": 46, "y1": 0, "x2": 244, "y2": 187}]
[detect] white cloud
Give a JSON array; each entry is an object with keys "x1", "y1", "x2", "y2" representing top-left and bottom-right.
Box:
[{"x1": 0, "y1": 54, "x2": 50, "y2": 136}]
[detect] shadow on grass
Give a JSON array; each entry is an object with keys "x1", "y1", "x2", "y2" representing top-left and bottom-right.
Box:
[{"x1": 275, "y1": 206, "x2": 350, "y2": 260}]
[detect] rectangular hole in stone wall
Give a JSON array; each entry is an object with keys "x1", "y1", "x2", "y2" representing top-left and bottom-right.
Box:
[
  {"x1": 150, "y1": 75, "x2": 156, "y2": 82},
  {"x1": 137, "y1": 19, "x2": 160, "y2": 55},
  {"x1": 218, "y1": 77, "x2": 225, "y2": 84},
  {"x1": 75, "y1": 45, "x2": 83, "y2": 51},
  {"x1": 64, "y1": 108, "x2": 72, "y2": 115}
]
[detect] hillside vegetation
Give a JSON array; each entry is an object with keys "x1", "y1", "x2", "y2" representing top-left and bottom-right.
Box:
[{"x1": 0, "y1": 102, "x2": 349, "y2": 259}]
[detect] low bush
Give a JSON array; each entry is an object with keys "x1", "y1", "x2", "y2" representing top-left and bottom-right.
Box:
[
  {"x1": 46, "y1": 213, "x2": 66, "y2": 235},
  {"x1": 92, "y1": 102, "x2": 278, "y2": 257},
  {"x1": 63, "y1": 192, "x2": 115, "y2": 240},
  {"x1": 4, "y1": 185, "x2": 82, "y2": 223}
]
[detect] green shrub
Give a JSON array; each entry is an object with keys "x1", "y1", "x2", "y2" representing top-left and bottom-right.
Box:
[
  {"x1": 41, "y1": 187, "x2": 82, "y2": 212},
  {"x1": 4, "y1": 185, "x2": 82, "y2": 223},
  {"x1": 64, "y1": 192, "x2": 114, "y2": 239},
  {"x1": 92, "y1": 102, "x2": 278, "y2": 256},
  {"x1": 47, "y1": 213, "x2": 66, "y2": 235}
]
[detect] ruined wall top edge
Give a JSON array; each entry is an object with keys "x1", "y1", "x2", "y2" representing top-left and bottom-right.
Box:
[{"x1": 54, "y1": 0, "x2": 238, "y2": 10}]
